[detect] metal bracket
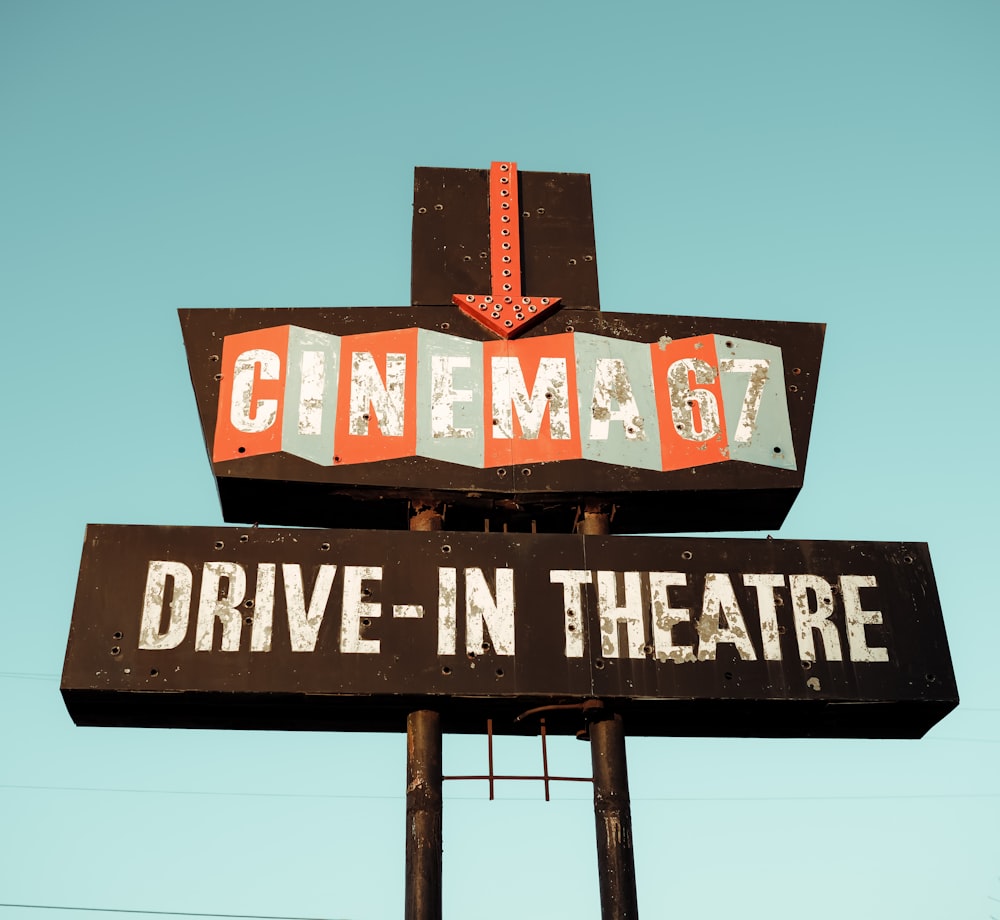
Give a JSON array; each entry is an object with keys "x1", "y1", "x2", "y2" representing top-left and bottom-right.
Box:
[{"x1": 442, "y1": 715, "x2": 595, "y2": 801}]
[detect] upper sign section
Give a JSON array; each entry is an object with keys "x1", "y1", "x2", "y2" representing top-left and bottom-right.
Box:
[
  {"x1": 179, "y1": 307, "x2": 824, "y2": 533},
  {"x1": 411, "y1": 163, "x2": 600, "y2": 312},
  {"x1": 181, "y1": 161, "x2": 824, "y2": 532}
]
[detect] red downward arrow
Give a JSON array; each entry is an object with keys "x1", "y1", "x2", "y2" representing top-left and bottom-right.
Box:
[{"x1": 452, "y1": 161, "x2": 561, "y2": 338}]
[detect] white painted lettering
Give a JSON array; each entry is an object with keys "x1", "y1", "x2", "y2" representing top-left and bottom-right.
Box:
[
  {"x1": 430, "y1": 355, "x2": 474, "y2": 439},
  {"x1": 138, "y1": 560, "x2": 193, "y2": 650},
  {"x1": 550, "y1": 569, "x2": 592, "y2": 657},
  {"x1": 283, "y1": 563, "x2": 336, "y2": 652},
  {"x1": 491, "y1": 356, "x2": 571, "y2": 440},
  {"x1": 340, "y1": 565, "x2": 381, "y2": 654},
  {"x1": 697, "y1": 573, "x2": 757, "y2": 661},
  {"x1": 297, "y1": 350, "x2": 327, "y2": 436},
  {"x1": 719, "y1": 358, "x2": 769, "y2": 443},
  {"x1": 743, "y1": 573, "x2": 785, "y2": 661},
  {"x1": 589, "y1": 358, "x2": 645, "y2": 441},
  {"x1": 667, "y1": 357, "x2": 720, "y2": 442},
  {"x1": 596, "y1": 570, "x2": 645, "y2": 659},
  {"x1": 437, "y1": 567, "x2": 457, "y2": 655},
  {"x1": 790, "y1": 574, "x2": 842, "y2": 662},
  {"x1": 195, "y1": 562, "x2": 247, "y2": 652},
  {"x1": 841, "y1": 574, "x2": 889, "y2": 662},
  {"x1": 231, "y1": 349, "x2": 280, "y2": 433},
  {"x1": 250, "y1": 563, "x2": 276, "y2": 652},
  {"x1": 349, "y1": 352, "x2": 406, "y2": 437},
  {"x1": 465, "y1": 568, "x2": 515, "y2": 656},
  {"x1": 648, "y1": 572, "x2": 694, "y2": 663}
]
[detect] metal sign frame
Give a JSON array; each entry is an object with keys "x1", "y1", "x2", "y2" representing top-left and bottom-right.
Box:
[
  {"x1": 62, "y1": 524, "x2": 957, "y2": 739},
  {"x1": 180, "y1": 307, "x2": 824, "y2": 533}
]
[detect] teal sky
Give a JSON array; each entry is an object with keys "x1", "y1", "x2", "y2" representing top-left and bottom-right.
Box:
[{"x1": 3, "y1": 2, "x2": 999, "y2": 918}]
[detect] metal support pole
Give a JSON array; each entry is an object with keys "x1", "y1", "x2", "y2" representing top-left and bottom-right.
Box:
[
  {"x1": 406, "y1": 710, "x2": 442, "y2": 920},
  {"x1": 589, "y1": 711, "x2": 639, "y2": 920},
  {"x1": 406, "y1": 501, "x2": 444, "y2": 920},
  {"x1": 579, "y1": 500, "x2": 639, "y2": 919}
]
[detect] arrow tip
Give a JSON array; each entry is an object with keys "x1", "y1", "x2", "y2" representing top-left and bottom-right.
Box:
[{"x1": 451, "y1": 294, "x2": 562, "y2": 339}]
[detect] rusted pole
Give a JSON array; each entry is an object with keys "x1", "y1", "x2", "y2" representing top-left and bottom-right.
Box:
[
  {"x1": 580, "y1": 501, "x2": 640, "y2": 920},
  {"x1": 589, "y1": 711, "x2": 639, "y2": 919},
  {"x1": 406, "y1": 709, "x2": 442, "y2": 920},
  {"x1": 405, "y1": 502, "x2": 443, "y2": 920}
]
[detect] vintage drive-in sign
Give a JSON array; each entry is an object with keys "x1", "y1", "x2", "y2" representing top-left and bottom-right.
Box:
[
  {"x1": 181, "y1": 307, "x2": 824, "y2": 533},
  {"x1": 62, "y1": 524, "x2": 957, "y2": 739},
  {"x1": 180, "y1": 161, "x2": 824, "y2": 533}
]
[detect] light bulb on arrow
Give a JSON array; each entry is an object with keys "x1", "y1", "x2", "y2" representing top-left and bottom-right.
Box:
[{"x1": 452, "y1": 161, "x2": 562, "y2": 339}]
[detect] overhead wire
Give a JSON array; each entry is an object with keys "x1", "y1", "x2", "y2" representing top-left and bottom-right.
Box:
[
  {"x1": 1, "y1": 781, "x2": 999, "y2": 803},
  {"x1": 0, "y1": 904, "x2": 344, "y2": 919}
]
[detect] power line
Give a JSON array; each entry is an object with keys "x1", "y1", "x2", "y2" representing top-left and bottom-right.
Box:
[
  {"x1": 0, "y1": 783, "x2": 398, "y2": 801},
  {"x1": 2, "y1": 781, "x2": 1000, "y2": 803},
  {"x1": 0, "y1": 672, "x2": 59, "y2": 681},
  {"x1": 0, "y1": 904, "x2": 346, "y2": 919}
]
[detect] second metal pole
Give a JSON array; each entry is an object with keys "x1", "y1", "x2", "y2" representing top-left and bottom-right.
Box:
[
  {"x1": 589, "y1": 711, "x2": 639, "y2": 919},
  {"x1": 405, "y1": 710, "x2": 442, "y2": 920},
  {"x1": 405, "y1": 502, "x2": 444, "y2": 920},
  {"x1": 580, "y1": 500, "x2": 640, "y2": 919}
]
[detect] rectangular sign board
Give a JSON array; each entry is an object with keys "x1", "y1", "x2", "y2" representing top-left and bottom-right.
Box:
[
  {"x1": 62, "y1": 524, "x2": 956, "y2": 739},
  {"x1": 179, "y1": 307, "x2": 824, "y2": 533},
  {"x1": 410, "y1": 166, "x2": 601, "y2": 310}
]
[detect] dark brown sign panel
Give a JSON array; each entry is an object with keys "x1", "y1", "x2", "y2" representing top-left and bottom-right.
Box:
[
  {"x1": 411, "y1": 166, "x2": 601, "y2": 310},
  {"x1": 62, "y1": 524, "x2": 956, "y2": 739},
  {"x1": 179, "y1": 308, "x2": 824, "y2": 533}
]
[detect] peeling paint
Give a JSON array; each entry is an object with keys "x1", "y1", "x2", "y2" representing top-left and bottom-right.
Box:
[{"x1": 790, "y1": 574, "x2": 843, "y2": 662}]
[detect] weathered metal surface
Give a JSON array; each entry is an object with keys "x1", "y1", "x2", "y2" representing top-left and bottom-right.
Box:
[
  {"x1": 62, "y1": 525, "x2": 957, "y2": 738},
  {"x1": 451, "y1": 162, "x2": 563, "y2": 338},
  {"x1": 180, "y1": 307, "x2": 824, "y2": 533},
  {"x1": 406, "y1": 710, "x2": 442, "y2": 920},
  {"x1": 590, "y1": 712, "x2": 639, "y2": 920},
  {"x1": 412, "y1": 166, "x2": 600, "y2": 310}
]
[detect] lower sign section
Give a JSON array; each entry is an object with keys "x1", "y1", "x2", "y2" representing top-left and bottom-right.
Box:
[{"x1": 62, "y1": 525, "x2": 957, "y2": 739}]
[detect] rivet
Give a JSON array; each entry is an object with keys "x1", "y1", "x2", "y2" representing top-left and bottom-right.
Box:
[
  {"x1": 528, "y1": 305, "x2": 537, "y2": 313},
  {"x1": 466, "y1": 295, "x2": 474, "y2": 302},
  {"x1": 515, "y1": 313, "x2": 524, "y2": 321},
  {"x1": 503, "y1": 284, "x2": 511, "y2": 291},
  {"x1": 504, "y1": 320, "x2": 513, "y2": 328}
]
